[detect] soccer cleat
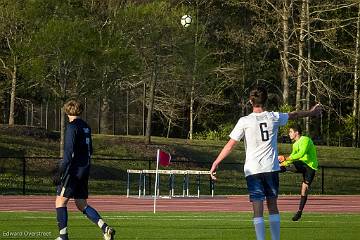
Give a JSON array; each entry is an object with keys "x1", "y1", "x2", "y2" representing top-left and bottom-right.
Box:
[
  {"x1": 103, "y1": 226, "x2": 116, "y2": 240},
  {"x1": 292, "y1": 211, "x2": 302, "y2": 221},
  {"x1": 55, "y1": 237, "x2": 68, "y2": 240}
]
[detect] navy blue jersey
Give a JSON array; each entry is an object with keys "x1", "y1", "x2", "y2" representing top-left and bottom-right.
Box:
[{"x1": 60, "y1": 118, "x2": 93, "y2": 180}]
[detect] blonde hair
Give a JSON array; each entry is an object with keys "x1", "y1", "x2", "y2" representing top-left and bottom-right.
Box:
[{"x1": 64, "y1": 100, "x2": 83, "y2": 116}]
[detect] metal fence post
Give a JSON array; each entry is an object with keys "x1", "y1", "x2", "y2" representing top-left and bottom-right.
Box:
[
  {"x1": 148, "y1": 159, "x2": 151, "y2": 195},
  {"x1": 183, "y1": 174, "x2": 186, "y2": 197},
  {"x1": 22, "y1": 157, "x2": 26, "y2": 195},
  {"x1": 209, "y1": 176, "x2": 214, "y2": 197},
  {"x1": 138, "y1": 172, "x2": 142, "y2": 198},
  {"x1": 197, "y1": 174, "x2": 200, "y2": 198},
  {"x1": 143, "y1": 173, "x2": 146, "y2": 196},
  {"x1": 126, "y1": 172, "x2": 130, "y2": 198},
  {"x1": 321, "y1": 166, "x2": 324, "y2": 194},
  {"x1": 168, "y1": 174, "x2": 172, "y2": 197}
]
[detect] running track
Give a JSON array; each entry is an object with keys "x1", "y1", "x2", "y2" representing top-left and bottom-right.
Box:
[{"x1": 0, "y1": 195, "x2": 359, "y2": 213}]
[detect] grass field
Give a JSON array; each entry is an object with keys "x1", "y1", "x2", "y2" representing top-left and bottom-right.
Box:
[
  {"x1": 2, "y1": 126, "x2": 360, "y2": 167},
  {"x1": 0, "y1": 211, "x2": 359, "y2": 239}
]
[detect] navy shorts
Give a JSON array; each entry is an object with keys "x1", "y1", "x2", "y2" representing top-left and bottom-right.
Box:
[
  {"x1": 56, "y1": 174, "x2": 89, "y2": 199},
  {"x1": 246, "y1": 172, "x2": 279, "y2": 202}
]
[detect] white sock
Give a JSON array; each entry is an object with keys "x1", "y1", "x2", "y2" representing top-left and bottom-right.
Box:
[
  {"x1": 97, "y1": 219, "x2": 105, "y2": 228},
  {"x1": 269, "y1": 214, "x2": 280, "y2": 240},
  {"x1": 59, "y1": 227, "x2": 67, "y2": 235},
  {"x1": 253, "y1": 217, "x2": 265, "y2": 240}
]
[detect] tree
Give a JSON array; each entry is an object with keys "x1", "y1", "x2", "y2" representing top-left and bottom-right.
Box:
[
  {"x1": 353, "y1": 3, "x2": 360, "y2": 146},
  {"x1": 117, "y1": 1, "x2": 199, "y2": 143},
  {"x1": 308, "y1": 1, "x2": 359, "y2": 144},
  {"x1": 118, "y1": 2, "x2": 174, "y2": 144},
  {"x1": 305, "y1": 0, "x2": 311, "y2": 133},
  {"x1": 25, "y1": 5, "x2": 98, "y2": 156},
  {"x1": 296, "y1": 0, "x2": 307, "y2": 111},
  {"x1": 281, "y1": 0, "x2": 292, "y2": 104},
  {"x1": 0, "y1": 1, "x2": 26, "y2": 126}
]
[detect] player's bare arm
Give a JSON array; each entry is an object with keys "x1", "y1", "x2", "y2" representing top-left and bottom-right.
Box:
[
  {"x1": 210, "y1": 139, "x2": 237, "y2": 180},
  {"x1": 288, "y1": 103, "x2": 322, "y2": 120}
]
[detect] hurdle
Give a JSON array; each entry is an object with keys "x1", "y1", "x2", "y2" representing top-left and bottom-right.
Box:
[{"x1": 126, "y1": 169, "x2": 215, "y2": 198}]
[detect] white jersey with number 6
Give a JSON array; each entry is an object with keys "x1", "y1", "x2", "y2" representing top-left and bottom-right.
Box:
[{"x1": 229, "y1": 111, "x2": 289, "y2": 177}]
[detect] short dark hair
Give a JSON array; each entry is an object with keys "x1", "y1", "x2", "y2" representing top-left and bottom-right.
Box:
[
  {"x1": 289, "y1": 124, "x2": 302, "y2": 135},
  {"x1": 249, "y1": 86, "x2": 268, "y2": 107}
]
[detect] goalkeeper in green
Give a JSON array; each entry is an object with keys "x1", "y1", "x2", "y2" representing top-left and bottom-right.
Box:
[{"x1": 278, "y1": 124, "x2": 318, "y2": 221}]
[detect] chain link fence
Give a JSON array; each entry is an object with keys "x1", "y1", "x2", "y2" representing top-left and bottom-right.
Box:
[
  {"x1": 2, "y1": 92, "x2": 145, "y2": 136},
  {"x1": 0, "y1": 156, "x2": 359, "y2": 196}
]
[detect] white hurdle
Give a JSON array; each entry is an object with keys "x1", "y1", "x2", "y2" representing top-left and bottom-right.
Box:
[
  {"x1": 126, "y1": 169, "x2": 214, "y2": 198},
  {"x1": 126, "y1": 169, "x2": 143, "y2": 198}
]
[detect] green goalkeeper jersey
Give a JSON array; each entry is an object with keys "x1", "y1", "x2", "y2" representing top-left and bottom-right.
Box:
[{"x1": 289, "y1": 136, "x2": 318, "y2": 170}]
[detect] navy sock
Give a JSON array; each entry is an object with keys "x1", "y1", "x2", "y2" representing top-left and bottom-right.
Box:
[
  {"x1": 56, "y1": 207, "x2": 68, "y2": 239},
  {"x1": 299, "y1": 195, "x2": 308, "y2": 211},
  {"x1": 83, "y1": 205, "x2": 108, "y2": 233}
]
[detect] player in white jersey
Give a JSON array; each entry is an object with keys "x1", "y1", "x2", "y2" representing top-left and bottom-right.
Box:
[{"x1": 209, "y1": 86, "x2": 321, "y2": 240}]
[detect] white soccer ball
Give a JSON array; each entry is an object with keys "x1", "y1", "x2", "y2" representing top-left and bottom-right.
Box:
[{"x1": 181, "y1": 15, "x2": 192, "y2": 28}]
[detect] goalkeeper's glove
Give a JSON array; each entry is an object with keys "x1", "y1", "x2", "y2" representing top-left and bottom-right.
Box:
[{"x1": 278, "y1": 155, "x2": 289, "y2": 167}]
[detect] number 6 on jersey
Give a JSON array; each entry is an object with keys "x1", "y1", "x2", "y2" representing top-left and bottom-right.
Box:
[{"x1": 259, "y1": 123, "x2": 269, "y2": 141}]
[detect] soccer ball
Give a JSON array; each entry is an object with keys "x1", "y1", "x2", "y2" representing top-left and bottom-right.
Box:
[{"x1": 181, "y1": 15, "x2": 192, "y2": 28}]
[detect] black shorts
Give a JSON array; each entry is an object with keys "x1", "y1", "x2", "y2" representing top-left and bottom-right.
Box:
[
  {"x1": 293, "y1": 161, "x2": 316, "y2": 185},
  {"x1": 56, "y1": 174, "x2": 89, "y2": 199}
]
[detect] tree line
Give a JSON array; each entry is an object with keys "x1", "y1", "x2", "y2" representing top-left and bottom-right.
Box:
[{"x1": 1, "y1": 0, "x2": 360, "y2": 153}]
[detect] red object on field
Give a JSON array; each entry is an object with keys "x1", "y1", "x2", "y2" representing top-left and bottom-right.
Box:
[{"x1": 158, "y1": 150, "x2": 171, "y2": 167}]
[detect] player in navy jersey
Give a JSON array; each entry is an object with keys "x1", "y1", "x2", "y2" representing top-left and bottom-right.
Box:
[
  {"x1": 210, "y1": 86, "x2": 321, "y2": 240},
  {"x1": 54, "y1": 100, "x2": 115, "y2": 240}
]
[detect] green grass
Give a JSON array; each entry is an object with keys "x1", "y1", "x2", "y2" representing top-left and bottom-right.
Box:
[
  {"x1": 0, "y1": 211, "x2": 359, "y2": 239},
  {"x1": 1, "y1": 128, "x2": 360, "y2": 167}
]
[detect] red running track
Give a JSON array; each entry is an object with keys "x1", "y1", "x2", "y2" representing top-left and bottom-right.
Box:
[{"x1": 0, "y1": 195, "x2": 359, "y2": 213}]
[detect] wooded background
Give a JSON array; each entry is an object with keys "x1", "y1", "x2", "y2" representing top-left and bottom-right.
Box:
[{"x1": 1, "y1": 0, "x2": 360, "y2": 150}]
